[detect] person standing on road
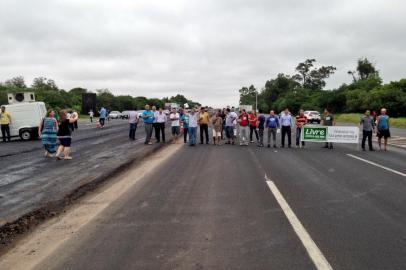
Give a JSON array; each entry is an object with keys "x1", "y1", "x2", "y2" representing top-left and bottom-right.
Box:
[
  {"x1": 225, "y1": 108, "x2": 237, "y2": 145},
  {"x1": 152, "y1": 106, "x2": 159, "y2": 142},
  {"x1": 198, "y1": 107, "x2": 210, "y2": 144},
  {"x1": 257, "y1": 111, "x2": 266, "y2": 147},
  {"x1": 280, "y1": 108, "x2": 294, "y2": 148},
  {"x1": 295, "y1": 109, "x2": 307, "y2": 147},
  {"x1": 211, "y1": 110, "x2": 223, "y2": 146},
  {"x1": 360, "y1": 110, "x2": 375, "y2": 151},
  {"x1": 188, "y1": 108, "x2": 198, "y2": 146},
  {"x1": 322, "y1": 108, "x2": 335, "y2": 149},
  {"x1": 170, "y1": 108, "x2": 180, "y2": 144},
  {"x1": 89, "y1": 110, "x2": 94, "y2": 123},
  {"x1": 0, "y1": 105, "x2": 12, "y2": 142},
  {"x1": 238, "y1": 109, "x2": 250, "y2": 146},
  {"x1": 180, "y1": 110, "x2": 189, "y2": 144},
  {"x1": 376, "y1": 108, "x2": 390, "y2": 151},
  {"x1": 98, "y1": 107, "x2": 107, "y2": 128},
  {"x1": 266, "y1": 110, "x2": 279, "y2": 148},
  {"x1": 142, "y1": 105, "x2": 155, "y2": 145},
  {"x1": 248, "y1": 111, "x2": 259, "y2": 143},
  {"x1": 56, "y1": 110, "x2": 78, "y2": 160},
  {"x1": 39, "y1": 109, "x2": 58, "y2": 157},
  {"x1": 155, "y1": 107, "x2": 167, "y2": 143},
  {"x1": 128, "y1": 109, "x2": 139, "y2": 140}
]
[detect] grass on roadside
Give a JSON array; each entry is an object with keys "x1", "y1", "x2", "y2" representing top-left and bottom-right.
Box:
[{"x1": 336, "y1": 113, "x2": 406, "y2": 128}]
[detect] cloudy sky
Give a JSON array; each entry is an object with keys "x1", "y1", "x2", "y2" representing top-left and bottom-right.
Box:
[{"x1": 1, "y1": 0, "x2": 405, "y2": 107}]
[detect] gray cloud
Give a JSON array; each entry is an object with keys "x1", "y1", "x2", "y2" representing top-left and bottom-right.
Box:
[{"x1": 1, "y1": 0, "x2": 405, "y2": 107}]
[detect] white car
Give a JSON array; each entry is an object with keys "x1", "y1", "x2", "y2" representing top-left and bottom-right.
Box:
[
  {"x1": 108, "y1": 111, "x2": 122, "y2": 119},
  {"x1": 304, "y1": 111, "x2": 321, "y2": 124}
]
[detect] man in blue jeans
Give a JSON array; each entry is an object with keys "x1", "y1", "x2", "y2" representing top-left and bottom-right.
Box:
[
  {"x1": 142, "y1": 105, "x2": 155, "y2": 145},
  {"x1": 98, "y1": 107, "x2": 107, "y2": 128},
  {"x1": 188, "y1": 108, "x2": 198, "y2": 146},
  {"x1": 128, "y1": 110, "x2": 138, "y2": 140}
]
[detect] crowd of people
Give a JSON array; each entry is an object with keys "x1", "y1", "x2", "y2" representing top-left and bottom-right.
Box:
[
  {"x1": 0, "y1": 104, "x2": 394, "y2": 160},
  {"x1": 125, "y1": 105, "x2": 392, "y2": 151}
]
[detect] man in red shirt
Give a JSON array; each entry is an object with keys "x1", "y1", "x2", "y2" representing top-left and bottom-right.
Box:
[
  {"x1": 238, "y1": 109, "x2": 250, "y2": 146},
  {"x1": 248, "y1": 111, "x2": 259, "y2": 143},
  {"x1": 295, "y1": 109, "x2": 307, "y2": 147}
]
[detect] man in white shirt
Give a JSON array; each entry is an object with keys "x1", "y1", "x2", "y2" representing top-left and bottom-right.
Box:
[
  {"x1": 280, "y1": 108, "x2": 294, "y2": 148},
  {"x1": 128, "y1": 110, "x2": 139, "y2": 140},
  {"x1": 155, "y1": 107, "x2": 167, "y2": 143},
  {"x1": 188, "y1": 108, "x2": 198, "y2": 146},
  {"x1": 169, "y1": 108, "x2": 180, "y2": 144}
]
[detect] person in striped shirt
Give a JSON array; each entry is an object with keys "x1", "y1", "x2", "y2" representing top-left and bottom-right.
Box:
[{"x1": 295, "y1": 109, "x2": 307, "y2": 147}]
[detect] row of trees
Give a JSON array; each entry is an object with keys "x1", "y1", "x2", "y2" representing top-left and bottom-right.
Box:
[
  {"x1": 239, "y1": 58, "x2": 406, "y2": 117},
  {"x1": 0, "y1": 77, "x2": 200, "y2": 113}
]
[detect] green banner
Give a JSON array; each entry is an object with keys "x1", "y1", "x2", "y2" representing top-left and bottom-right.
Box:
[{"x1": 302, "y1": 126, "x2": 327, "y2": 141}]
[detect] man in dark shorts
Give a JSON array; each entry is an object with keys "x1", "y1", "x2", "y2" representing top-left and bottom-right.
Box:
[
  {"x1": 170, "y1": 108, "x2": 180, "y2": 144},
  {"x1": 376, "y1": 108, "x2": 390, "y2": 151}
]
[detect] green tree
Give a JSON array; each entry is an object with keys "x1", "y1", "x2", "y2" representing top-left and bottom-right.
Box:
[
  {"x1": 294, "y1": 59, "x2": 336, "y2": 90},
  {"x1": 239, "y1": 85, "x2": 256, "y2": 105}
]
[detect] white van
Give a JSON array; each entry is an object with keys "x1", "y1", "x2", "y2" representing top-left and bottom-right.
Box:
[{"x1": 1, "y1": 102, "x2": 47, "y2": 140}]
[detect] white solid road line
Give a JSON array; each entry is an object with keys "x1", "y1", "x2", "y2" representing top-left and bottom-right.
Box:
[
  {"x1": 346, "y1": 154, "x2": 406, "y2": 178},
  {"x1": 265, "y1": 174, "x2": 333, "y2": 270}
]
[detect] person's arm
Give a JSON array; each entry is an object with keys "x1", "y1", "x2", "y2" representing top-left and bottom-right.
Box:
[
  {"x1": 69, "y1": 114, "x2": 79, "y2": 123},
  {"x1": 38, "y1": 119, "x2": 43, "y2": 136},
  {"x1": 276, "y1": 117, "x2": 280, "y2": 128},
  {"x1": 55, "y1": 119, "x2": 59, "y2": 132}
]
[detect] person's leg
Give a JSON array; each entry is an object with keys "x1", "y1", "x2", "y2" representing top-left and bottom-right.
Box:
[
  {"x1": 272, "y1": 129, "x2": 277, "y2": 147},
  {"x1": 1, "y1": 125, "x2": 6, "y2": 142},
  {"x1": 64, "y1": 147, "x2": 71, "y2": 159},
  {"x1": 56, "y1": 145, "x2": 64, "y2": 158},
  {"x1": 267, "y1": 129, "x2": 270, "y2": 147},
  {"x1": 249, "y1": 126, "x2": 254, "y2": 142},
  {"x1": 184, "y1": 128, "x2": 188, "y2": 143},
  {"x1": 239, "y1": 126, "x2": 244, "y2": 145},
  {"x1": 200, "y1": 125, "x2": 204, "y2": 144},
  {"x1": 244, "y1": 126, "x2": 249, "y2": 145},
  {"x1": 217, "y1": 134, "x2": 221, "y2": 145},
  {"x1": 204, "y1": 124, "x2": 209, "y2": 144},
  {"x1": 287, "y1": 127, "x2": 291, "y2": 147},
  {"x1": 361, "y1": 130, "x2": 367, "y2": 150},
  {"x1": 296, "y1": 128, "x2": 301, "y2": 146},
  {"x1": 367, "y1": 130, "x2": 373, "y2": 150},
  {"x1": 281, "y1": 126, "x2": 286, "y2": 147},
  {"x1": 255, "y1": 129, "x2": 259, "y2": 141},
  {"x1": 154, "y1": 123, "x2": 159, "y2": 142},
  {"x1": 129, "y1": 124, "x2": 133, "y2": 139}
]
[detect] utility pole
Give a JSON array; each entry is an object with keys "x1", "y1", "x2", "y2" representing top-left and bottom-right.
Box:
[{"x1": 255, "y1": 90, "x2": 258, "y2": 113}]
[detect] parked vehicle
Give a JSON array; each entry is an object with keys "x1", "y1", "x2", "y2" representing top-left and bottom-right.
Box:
[
  {"x1": 304, "y1": 111, "x2": 321, "y2": 124},
  {"x1": 0, "y1": 102, "x2": 46, "y2": 140},
  {"x1": 121, "y1": 111, "x2": 130, "y2": 119},
  {"x1": 108, "y1": 111, "x2": 122, "y2": 119}
]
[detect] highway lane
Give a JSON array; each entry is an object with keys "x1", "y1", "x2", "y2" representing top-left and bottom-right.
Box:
[{"x1": 17, "y1": 140, "x2": 406, "y2": 270}]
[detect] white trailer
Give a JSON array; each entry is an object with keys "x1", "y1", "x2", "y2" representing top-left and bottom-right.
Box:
[{"x1": 1, "y1": 102, "x2": 47, "y2": 140}]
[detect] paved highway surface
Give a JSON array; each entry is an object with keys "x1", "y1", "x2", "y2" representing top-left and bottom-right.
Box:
[
  {"x1": 6, "y1": 134, "x2": 402, "y2": 270},
  {"x1": 0, "y1": 120, "x2": 157, "y2": 225}
]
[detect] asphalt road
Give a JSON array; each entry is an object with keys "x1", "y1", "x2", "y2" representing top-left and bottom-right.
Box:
[
  {"x1": 22, "y1": 133, "x2": 406, "y2": 270},
  {"x1": 0, "y1": 119, "x2": 161, "y2": 226}
]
